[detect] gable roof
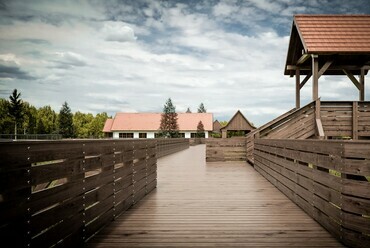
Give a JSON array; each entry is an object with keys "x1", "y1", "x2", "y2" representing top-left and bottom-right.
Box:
[
  {"x1": 285, "y1": 14, "x2": 370, "y2": 76},
  {"x1": 213, "y1": 120, "x2": 222, "y2": 133},
  {"x1": 104, "y1": 113, "x2": 213, "y2": 132},
  {"x1": 220, "y1": 110, "x2": 255, "y2": 131},
  {"x1": 102, "y1": 118, "x2": 114, "y2": 132}
]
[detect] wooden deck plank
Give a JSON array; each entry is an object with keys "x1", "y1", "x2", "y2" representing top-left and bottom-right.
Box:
[{"x1": 86, "y1": 145, "x2": 344, "y2": 247}]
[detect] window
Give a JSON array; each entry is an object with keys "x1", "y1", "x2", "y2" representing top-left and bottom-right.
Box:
[
  {"x1": 191, "y1": 133, "x2": 197, "y2": 138},
  {"x1": 119, "y1": 133, "x2": 134, "y2": 138},
  {"x1": 139, "y1": 133, "x2": 147, "y2": 138},
  {"x1": 155, "y1": 133, "x2": 160, "y2": 138},
  {"x1": 178, "y1": 133, "x2": 185, "y2": 138}
]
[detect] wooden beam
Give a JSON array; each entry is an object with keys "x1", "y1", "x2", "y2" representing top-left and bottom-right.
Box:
[
  {"x1": 297, "y1": 53, "x2": 311, "y2": 65},
  {"x1": 287, "y1": 65, "x2": 370, "y2": 71},
  {"x1": 315, "y1": 99, "x2": 325, "y2": 139},
  {"x1": 343, "y1": 69, "x2": 361, "y2": 90},
  {"x1": 352, "y1": 102, "x2": 358, "y2": 140},
  {"x1": 318, "y1": 61, "x2": 333, "y2": 78},
  {"x1": 312, "y1": 55, "x2": 319, "y2": 101},
  {"x1": 316, "y1": 119, "x2": 325, "y2": 139},
  {"x1": 296, "y1": 69, "x2": 300, "y2": 109},
  {"x1": 300, "y1": 73, "x2": 312, "y2": 89},
  {"x1": 360, "y1": 69, "x2": 365, "y2": 101}
]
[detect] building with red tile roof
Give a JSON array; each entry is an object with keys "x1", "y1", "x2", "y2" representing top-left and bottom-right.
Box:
[
  {"x1": 103, "y1": 112, "x2": 213, "y2": 138},
  {"x1": 285, "y1": 14, "x2": 370, "y2": 108}
]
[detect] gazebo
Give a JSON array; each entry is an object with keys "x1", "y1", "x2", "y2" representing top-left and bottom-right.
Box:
[{"x1": 285, "y1": 14, "x2": 370, "y2": 108}]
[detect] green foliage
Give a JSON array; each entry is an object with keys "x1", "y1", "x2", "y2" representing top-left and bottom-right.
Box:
[
  {"x1": 0, "y1": 98, "x2": 13, "y2": 134},
  {"x1": 58, "y1": 102, "x2": 74, "y2": 138},
  {"x1": 91, "y1": 112, "x2": 109, "y2": 138},
  {"x1": 196, "y1": 120, "x2": 205, "y2": 138},
  {"x1": 197, "y1": 103, "x2": 206, "y2": 113},
  {"x1": 211, "y1": 132, "x2": 222, "y2": 138},
  {"x1": 159, "y1": 98, "x2": 179, "y2": 138},
  {"x1": 37, "y1": 105, "x2": 58, "y2": 134},
  {"x1": 219, "y1": 121, "x2": 228, "y2": 127},
  {"x1": 227, "y1": 131, "x2": 245, "y2": 138},
  {"x1": 73, "y1": 111, "x2": 93, "y2": 138},
  {"x1": 22, "y1": 102, "x2": 38, "y2": 134},
  {"x1": 0, "y1": 90, "x2": 110, "y2": 139}
]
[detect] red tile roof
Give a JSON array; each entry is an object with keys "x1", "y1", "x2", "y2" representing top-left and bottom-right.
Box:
[
  {"x1": 102, "y1": 118, "x2": 113, "y2": 132},
  {"x1": 294, "y1": 14, "x2": 370, "y2": 53},
  {"x1": 104, "y1": 113, "x2": 213, "y2": 132}
]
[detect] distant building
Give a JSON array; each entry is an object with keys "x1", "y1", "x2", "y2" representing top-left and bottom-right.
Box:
[
  {"x1": 213, "y1": 120, "x2": 222, "y2": 134},
  {"x1": 103, "y1": 113, "x2": 213, "y2": 139},
  {"x1": 220, "y1": 110, "x2": 255, "y2": 138}
]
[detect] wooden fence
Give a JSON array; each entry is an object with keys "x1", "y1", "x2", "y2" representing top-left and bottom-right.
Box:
[
  {"x1": 321, "y1": 101, "x2": 370, "y2": 138},
  {"x1": 156, "y1": 138, "x2": 189, "y2": 158},
  {"x1": 254, "y1": 139, "x2": 370, "y2": 248},
  {"x1": 0, "y1": 139, "x2": 165, "y2": 247},
  {"x1": 206, "y1": 138, "x2": 247, "y2": 162}
]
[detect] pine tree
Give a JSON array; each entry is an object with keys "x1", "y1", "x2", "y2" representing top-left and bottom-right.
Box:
[
  {"x1": 58, "y1": 101, "x2": 74, "y2": 138},
  {"x1": 196, "y1": 120, "x2": 205, "y2": 138},
  {"x1": 8, "y1": 89, "x2": 24, "y2": 140},
  {"x1": 186, "y1": 107, "x2": 191, "y2": 113},
  {"x1": 159, "y1": 98, "x2": 179, "y2": 138},
  {"x1": 197, "y1": 103, "x2": 206, "y2": 113}
]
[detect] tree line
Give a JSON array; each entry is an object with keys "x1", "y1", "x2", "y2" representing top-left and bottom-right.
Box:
[{"x1": 0, "y1": 89, "x2": 109, "y2": 139}]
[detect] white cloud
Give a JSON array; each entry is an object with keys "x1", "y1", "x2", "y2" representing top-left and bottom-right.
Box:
[
  {"x1": 54, "y1": 51, "x2": 87, "y2": 67},
  {"x1": 103, "y1": 21, "x2": 137, "y2": 42}
]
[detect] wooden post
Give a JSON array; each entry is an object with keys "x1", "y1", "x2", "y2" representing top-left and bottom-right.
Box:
[
  {"x1": 315, "y1": 99, "x2": 325, "y2": 139},
  {"x1": 312, "y1": 55, "x2": 319, "y2": 101},
  {"x1": 352, "y1": 101, "x2": 358, "y2": 140},
  {"x1": 295, "y1": 69, "x2": 300, "y2": 109},
  {"x1": 360, "y1": 69, "x2": 365, "y2": 101},
  {"x1": 222, "y1": 130, "x2": 227, "y2": 139}
]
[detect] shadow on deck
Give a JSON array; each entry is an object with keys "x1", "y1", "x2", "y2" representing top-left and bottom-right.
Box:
[{"x1": 87, "y1": 145, "x2": 344, "y2": 247}]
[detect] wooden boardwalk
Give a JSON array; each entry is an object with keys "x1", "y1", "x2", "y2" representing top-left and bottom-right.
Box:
[{"x1": 87, "y1": 145, "x2": 344, "y2": 247}]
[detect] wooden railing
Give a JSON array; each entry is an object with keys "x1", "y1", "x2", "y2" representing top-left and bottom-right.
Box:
[
  {"x1": 156, "y1": 138, "x2": 189, "y2": 158},
  {"x1": 0, "y1": 138, "x2": 191, "y2": 248},
  {"x1": 254, "y1": 139, "x2": 370, "y2": 248},
  {"x1": 321, "y1": 101, "x2": 370, "y2": 138},
  {"x1": 206, "y1": 138, "x2": 246, "y2": 162}
]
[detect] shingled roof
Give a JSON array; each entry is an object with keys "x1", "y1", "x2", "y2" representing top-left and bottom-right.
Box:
[
  {"x1": 296, "y1": 15, "x2": 370, "y2": 53},
  {"x1": 285, "y1": 14, "x2": 370, "y2": 76}
]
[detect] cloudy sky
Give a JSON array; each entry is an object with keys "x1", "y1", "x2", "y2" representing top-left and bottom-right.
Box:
[{"x1": 1, "y1": 0, "x2": 369, "y2": 126}]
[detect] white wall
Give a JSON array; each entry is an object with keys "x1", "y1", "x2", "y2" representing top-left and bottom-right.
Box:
[
  {"x1": 113, "y1": 132, "x2": 119, "y2": 139},
  {"x1": 147, "y1": 132, "x2": 155, "y2": 138},
  {"x1": 112, "y1": 130, "x2": 210, "y2": 139}
]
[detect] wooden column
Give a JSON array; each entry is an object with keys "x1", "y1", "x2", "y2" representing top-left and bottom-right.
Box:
[
  {"x1": 295, "y1": 69, "x2": 300, "y2": 109},
  {"x1": 312, "y1": 55, "x2": 319, "y2": 101},
  {"x1": 360, "y1": 68, "x2": 365, "y2": 101},
  {"x1": 352, "y1": 101, "x2": 358, "y2": 140}
]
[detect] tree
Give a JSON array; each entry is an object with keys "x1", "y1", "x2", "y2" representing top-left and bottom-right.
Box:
[
  {"x1": 22, "y1": 102, "x2": 37, "y2": 134},
  {"x1": 159, "y1": 98, "x2": 179, "y2": 138},
  {"x1": 0, "y1": 98, "x2": 13, "y2": 134},
  {"x1": 58, "y1": 102, "x2": 74, "y2": 138},
  {"x1": 197, "y1": 103, "x2": 206, "y2": 113},
  {"x1": 8, "y1": 89, "x2": 24, "y2": 140},
  {"x1": 196, "y1": 120, "x2": 205, "y2": 138},
  {"x1": 37, "y1": 106, "x2": 58, "y2": 134},
  {"x1": 219, "y1": 121, "x2": 228, "y2": 127},
  {"x1": 73, "y1": 111, "x2": 93, "y2": 138},
  {"x1": 186, "y1": 107, "x2": 191, "y2": 113},
  {"x1": 90, "y1": 112, "x2": 109, "y2": 138}
]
